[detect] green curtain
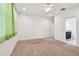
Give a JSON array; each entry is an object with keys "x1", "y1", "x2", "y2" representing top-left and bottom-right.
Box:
[
  {"x1": 0, "y1": 3, "x2": 16, "y2": 43},
  {"x1": 0, "y1": 4, "x2": 5, "y2": 42},
  {"x1": 12, "y1": 4, "x2": 16, "y2": 36}
]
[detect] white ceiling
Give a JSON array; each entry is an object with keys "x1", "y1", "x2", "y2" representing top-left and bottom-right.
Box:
[{"x1": 14, "y1": 3, "x2": 78, "y2": 18}]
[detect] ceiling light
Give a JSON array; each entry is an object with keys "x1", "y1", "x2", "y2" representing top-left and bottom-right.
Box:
[
  {"x1": 43, "y1": 3, "x2": 54, "y2": 13},
  {"x1": 44, "y1": 8, "x2": 52, "y2": 13},
  {"x1": 23, "y1": 8, "x2": 26, "y2": 11}
]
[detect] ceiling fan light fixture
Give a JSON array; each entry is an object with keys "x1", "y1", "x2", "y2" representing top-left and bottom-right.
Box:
[
  {"x1": 43, "y1": 3, "x2": 54, "y2": 13},
  {"x1": 44, "y1": 8, "x2": 52, "y2": 12}
]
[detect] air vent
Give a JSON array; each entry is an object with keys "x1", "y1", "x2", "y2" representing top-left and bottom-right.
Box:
[{"x1": 60, "y1": 8, "x2": 66, "y2": 11}]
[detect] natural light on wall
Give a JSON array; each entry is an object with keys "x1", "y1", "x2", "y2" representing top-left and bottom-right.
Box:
[{"x1": 0, "y1": 3, "x2": 16, "y2": 43}]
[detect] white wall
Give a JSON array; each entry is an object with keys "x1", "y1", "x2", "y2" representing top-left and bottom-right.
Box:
[
  {"x1": 49, "y1": 17, "x2": 54, "y2": 38},
  {"x1": 54, "y1": 4, "x2": 79, "y2": 46},
  {"x1": 17, "y1": 13, "x2": 54, "y2": 40},
  {"x1": 54, "y1": 15, "x2": 65, "y2": 42}
]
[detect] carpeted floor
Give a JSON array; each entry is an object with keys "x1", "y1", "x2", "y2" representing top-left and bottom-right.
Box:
[{"x1": 11, "y1": 38, "x2": 79, "y2": 56}]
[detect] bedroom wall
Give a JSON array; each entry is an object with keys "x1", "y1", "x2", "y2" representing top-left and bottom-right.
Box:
[
  {"x1": 16, "y1": 13, "x2": 54, "y2": 40},
  {"x1": 54, "y1": 4, "x2": 79, "y2": 46}
]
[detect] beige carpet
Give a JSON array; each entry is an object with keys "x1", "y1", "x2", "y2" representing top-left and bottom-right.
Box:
[{"x1": 11, "y1": 38, "x2": 79, "y2": 56}]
